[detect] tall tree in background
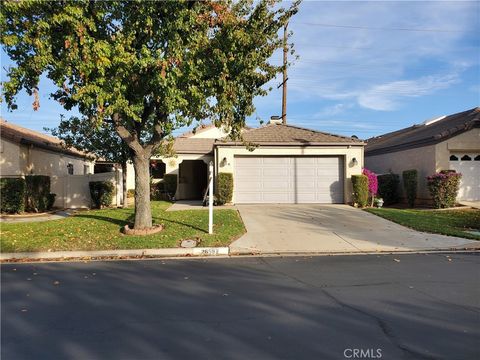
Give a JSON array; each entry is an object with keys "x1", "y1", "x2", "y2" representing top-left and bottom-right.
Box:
[
  {"x1": 1, "y1": 0, "x2": 300, "y2": 230},
  {"x1": 48, "y1": 117, "x2": 131, "y2": 207}
]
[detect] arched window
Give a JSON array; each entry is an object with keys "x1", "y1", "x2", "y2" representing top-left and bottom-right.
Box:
[
  {"x1": 461, "y1": 155, "x2": 472, "y2": 161},
  {"x1": 474, "y1": 155, "x2": 480, "y2": 161},
  {"x1": 449, "y1": 155, "x2": 458, "y2": 161}
]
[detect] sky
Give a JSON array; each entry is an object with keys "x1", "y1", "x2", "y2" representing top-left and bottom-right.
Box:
[{"x1": 1, "y1": 1, "x2": 479, "y2": 140}]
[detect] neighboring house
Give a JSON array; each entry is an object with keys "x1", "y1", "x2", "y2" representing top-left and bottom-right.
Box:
[
  {"x1": 0, "y1": 119, "x2": 122, "y2": 209},
  {"x1": 128, "y1": 119, "x2": 365, "y2": 204},
  {"x1": 0, "y1": 119, "x2": 94, "y2": 177},
  {"x1": 365, "y1": 107, "x2": 480, "y2": 202}
]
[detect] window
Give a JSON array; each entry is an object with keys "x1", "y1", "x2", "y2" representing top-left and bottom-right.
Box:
[
  {"x1": 67, "y1": 163, "x2": 74, "y2": 175},
  {"x1": 475, "y1": 155, "x2": 480, "y2": 161},
  {"x1": 461, "y1": 155, "x2": 472, "y2": 161},
  {"x1": 150, "y1": 160, "x2": 166, "y2": 179},
  {"x1": 449, "y1": 155, "x2": 458, "y2": 161}
]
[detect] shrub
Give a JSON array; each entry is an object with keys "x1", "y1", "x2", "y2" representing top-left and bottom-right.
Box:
[
  {"x1": 25, "y1": 175, "x2": 53, "y2": 212},
  {"x1": 0, "y1": 178, "x2": 26, "y2": 213},
  {"x1": 89, "y1": 181, "x2": 114, "y2": 208},
  {"x1": 426, "y1": 171, "x2": 462, "y2": 209},
  {"x1": 163, "y1": 174, "x2": 177, "y2": 198},
  {"x1": 216, "y1": 172, "x2": 233, "y2": 205},
  {"x1": 47, "y1": 193, "x2": 56, "y2": 210},
  {"x1": 351, "y1": 174, "x2": 369, "y2": 208},
  {"x1": 377, "y1": 173, "x2": 400, "y2": 205},
  {"x1": 362, "y1": 168, "x2": 378, "y2": 206},
  {"x1": 150, "y1": 181, "x2": 165, "y2": 200},
  {"x1": 402, "y1": 170, "x2": 417, "y2": 208},
  {"x1": 127, "y1": 189, "x2": 135, "y2": 198}
]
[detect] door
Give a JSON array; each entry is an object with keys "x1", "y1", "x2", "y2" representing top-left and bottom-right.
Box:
[
  {"x1": 234, "y1": 156, "x2": 344, "y2": 204},
  {"x1": 449, "y1": 153, "x2": 480, "y2": 201}
]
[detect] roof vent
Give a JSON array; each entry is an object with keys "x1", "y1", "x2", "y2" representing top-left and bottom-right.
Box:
[
  {"x1": 423, "y1": 115, "x2": 446, "y2": 126},
  {"x1": 269, "y1": 116, "x2": 283, "y2": 125}
]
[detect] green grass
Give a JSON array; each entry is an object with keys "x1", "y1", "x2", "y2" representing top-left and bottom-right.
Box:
[
  {"x1": 365, "y1": 208, "x2": 480, "y2": 240},
  {"x1": 0, "y1": 201, "x2": 245, "y2": 253}
]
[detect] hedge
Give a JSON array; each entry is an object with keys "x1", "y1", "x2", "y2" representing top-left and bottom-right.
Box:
[
  {"x1": 0, "y1": 178, "x2": 26, "y2": 213},
  {"x1": 89, "y1": 181, "x2": 114, "y2": 208},
  {"x1": 216, "y1": 172, "x2": 233, "y2": 205},
  {"x1": 402, "y1": 170, "x2": 417, "y2": 208},
  {"x1": 427, "y1": 171, "x2": 462, "y2": 209},
  {"x1": 377, "y1": 173, "x2": 400, "y2": 205},
  {"x1": 163, "y1": 174, "x2": 177, "y2": 198},
  {"x1": 352, "y1": 174, "x2": 369, "y2": 208},
  {"x1": 25, "y1": 175, "x2": 55, "y2": 212}
]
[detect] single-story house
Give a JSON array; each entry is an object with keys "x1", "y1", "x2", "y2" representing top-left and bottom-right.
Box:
[
  {"x1": 0, "y1": 119, "x2": 94, "y2": 177},
  {"x1": 0, "y1": 119, "x2": 123, "y2": 209},
  {"x1": 127, "y1": 119, "x2": 365, "y2": 204},
  {"x1": 365, "y1": 107, "x2": 480, "y2": 202}
]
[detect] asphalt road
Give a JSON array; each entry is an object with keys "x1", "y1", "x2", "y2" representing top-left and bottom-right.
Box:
[{"x1": 1, "y1": 253, "x2": 479, "y2": 360}]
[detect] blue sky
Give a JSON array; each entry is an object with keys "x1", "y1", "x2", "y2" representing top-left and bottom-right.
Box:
[{"x1": 1, "y1": 1, "x2": 479, "y2": 140}]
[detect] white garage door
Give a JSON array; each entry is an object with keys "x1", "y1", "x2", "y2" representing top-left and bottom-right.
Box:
[
  {"x1": 234, "y1": 156, "x2": 344, "y2": 204},
  {"x1": 449, "y1": 153, "x2": 480, "y2": 201}
]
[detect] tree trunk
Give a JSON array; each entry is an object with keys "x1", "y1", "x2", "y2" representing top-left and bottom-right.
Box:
[
  {"x1": 121, "y1": 161, "x2": 128, "y2": 208},
  {"x1": 132, "y1": 153, "x2": 153, "y2": 229}
]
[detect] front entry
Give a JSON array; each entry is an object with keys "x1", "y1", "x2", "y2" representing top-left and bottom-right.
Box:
[{"x1": 178, "y1": 160, "x2": 208, "y2": 200}]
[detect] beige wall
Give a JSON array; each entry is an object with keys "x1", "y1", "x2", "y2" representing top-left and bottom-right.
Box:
[
  {"x1": 190, "y1": 126, "x2": 229, "y2": 139},
  {"x1": 0, "y1": 138, "x2": 25, "y2": 176},
  {"x1": 0, "y1": 138, "x2": 93, "y2": 177},
  {"x1": 365, "y1": 145, "x2": 436, "y2": 200},
  {"x1": 216, "y1": 145, "x2": 364, "y2": 204},
  {"x1": 435, "y1": 128, "x2": 480, "y2": 171}
]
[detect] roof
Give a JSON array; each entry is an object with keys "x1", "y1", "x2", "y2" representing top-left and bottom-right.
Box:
[
  {"x1": 178, "y1": 124, "x2": 218, "y2": 138},
  {"x1": 217, "y1": 123, "x2": 364, "y2": 146},
  {"x1": 173, "y1": 137, "x2": 216, "y2": 154},
  {"x1": 365, "y1": 107, "x2": 480, "y2": 156},
  {"x1": 0, "y1": 119, "x2": 91, "y2": 158}
]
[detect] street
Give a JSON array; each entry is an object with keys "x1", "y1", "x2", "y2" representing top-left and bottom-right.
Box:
[{"x1": 1, "y1": 253, "x2": 479, "y2": 360}]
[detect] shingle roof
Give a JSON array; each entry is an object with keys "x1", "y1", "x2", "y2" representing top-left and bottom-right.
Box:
[
  {"x1": 217, "y1": 123, "x2": 364, "y2": 145},
  {"x1": 0, "y1": 119, "x2": 91, "y2": 158},
  {"x1": 365, "y1": 107, "x2": 480, "y2": 156},
  {"x1": 173, "y1": 137, "x2": 215, "y2": 154}
]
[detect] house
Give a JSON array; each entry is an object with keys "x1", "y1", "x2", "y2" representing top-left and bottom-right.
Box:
[
  {"x1": 0, "y1": 119, "x2": 122, "y2": 209},
  {"x1": 128, "y1": 119, "x2": 365, "y2": 204},
  {"x1": 365, "y1": 107, "x2": 480, "y2": 202},
  {"x1": 0, "y1": 119, "x2": 94, "y2": 177}
]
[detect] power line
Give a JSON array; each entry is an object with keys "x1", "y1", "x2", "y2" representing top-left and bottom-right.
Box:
[{"x1": 295, "y1": 22, "x2": 465, "y2": 33}]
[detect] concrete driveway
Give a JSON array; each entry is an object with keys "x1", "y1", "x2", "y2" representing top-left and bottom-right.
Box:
[{"x1": 230, "y1": 204, "x2": 477, "y2": 254}]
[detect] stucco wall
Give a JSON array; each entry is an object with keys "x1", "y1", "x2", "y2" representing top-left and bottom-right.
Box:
[
  {"x1": 435, "y1": 128, "x2": 480, "y2": 171},
  {"x1": 28, "y1": 147, "x2": 93, "y2": 176},
  {"x1": 365, "y1": 145, "x2": 437, "y2": 200},
  {"x1": 216, "y1": 145, "x2": 364, "y2": 204},
  {"x1": 0, "y1": 138, "x2": 24, "y2": 176},
  {"x1": 190, "y1": 126, "x2": 228, "y2": 139}
]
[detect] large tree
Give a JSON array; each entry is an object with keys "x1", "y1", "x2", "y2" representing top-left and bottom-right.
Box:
[{"x1": 1, "y1": 0, "x2": 300, "y2": 230}]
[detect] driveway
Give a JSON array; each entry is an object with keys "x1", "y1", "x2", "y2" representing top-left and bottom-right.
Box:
[{"x1": 230, "y1": 204, "x2": 477, "y2": 254}]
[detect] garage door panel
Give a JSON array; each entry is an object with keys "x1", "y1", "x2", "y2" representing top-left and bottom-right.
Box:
[{"x1": 234, "y1": 156, "x2": 344, "y2": 204}]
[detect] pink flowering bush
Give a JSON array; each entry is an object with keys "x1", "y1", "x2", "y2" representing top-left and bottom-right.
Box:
[
  {"x1": 363, "y1": 168, "x2": 378, "y2": 206},
  {"x1": 426, "y1": 170, "x2": 462, "y2": 209}
]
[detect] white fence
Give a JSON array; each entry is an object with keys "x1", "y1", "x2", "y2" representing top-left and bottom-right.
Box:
[
  {"x1": 51, "y1": 171, "x2": 123, "y2": 209},
  {"x1": 1, "y1": 170, "x2": 123, "y2": 209}
]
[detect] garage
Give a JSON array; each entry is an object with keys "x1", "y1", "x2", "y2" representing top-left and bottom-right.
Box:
[
  {"x1": 234, "y1": 156, "x2": 344, "y2": 204},
  {"x1": 449, "y1": 153, "x2": 480, "y2": 201}
]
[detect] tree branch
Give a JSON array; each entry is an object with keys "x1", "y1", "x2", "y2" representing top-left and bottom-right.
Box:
[{"x1": 112, "y1": 113, "x2": 144, "y2": 155}]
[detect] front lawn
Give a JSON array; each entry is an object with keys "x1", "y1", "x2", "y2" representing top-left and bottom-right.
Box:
[
  {"x1": 0, "y1": 201, "x2": 245, "y2": 253},
  {"x1": 365, "y1": 208, "x2": 480, "y2": 240}
]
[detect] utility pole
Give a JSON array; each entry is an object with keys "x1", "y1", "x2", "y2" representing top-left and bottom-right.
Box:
[{"x1": 281, "y1": 22, "x2": 288, "y2": 125}]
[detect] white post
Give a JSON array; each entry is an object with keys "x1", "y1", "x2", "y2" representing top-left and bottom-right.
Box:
[{"x1": 208, "y1": 161, "x2": 214, "y2": 234}]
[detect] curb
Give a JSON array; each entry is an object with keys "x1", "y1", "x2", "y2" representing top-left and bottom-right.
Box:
[
  {"x1": 0, "y1": 247, "x2": 229, "y2": 262},
  {"x1": 229, "y1": 246, "x2": 480, "y2": 257}
]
